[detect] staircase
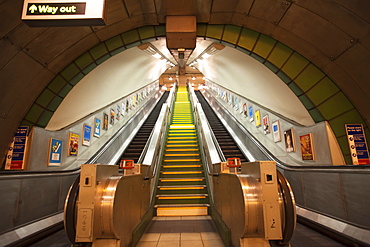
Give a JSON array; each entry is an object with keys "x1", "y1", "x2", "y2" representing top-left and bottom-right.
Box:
[{"x1": 155, "y1": 86, "x2": 210, "y2": 216}]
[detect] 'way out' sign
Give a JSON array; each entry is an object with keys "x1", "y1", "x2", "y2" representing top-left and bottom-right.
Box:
[{"x1": 21, "y1": 0, "x2": 106, "y2": 27}]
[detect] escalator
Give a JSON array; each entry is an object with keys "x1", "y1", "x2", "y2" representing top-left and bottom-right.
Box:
[
  {"x1": 154, "y1": 86, "x2": 210, "y2": 216},
  {"x1": 195, "y1": 91, "x2": 248, "y2": 163},
  {"x1": 118, "y1": 91, "x2": 169, "y2": 163}
]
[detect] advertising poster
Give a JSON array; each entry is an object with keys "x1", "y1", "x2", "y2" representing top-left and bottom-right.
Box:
[
  {"x1": 284, "y1": 129, "x2": 295, "y2": 153},
  {"x1": 255, "y1": 110, "x2": 261, "y2": 127},
  {"x1": 116, "y1": 104, "x2": 120, "y2": 120},
  {"x1": 94, "y1": 118, "x2": 101, "y2": 137},
  {"x1": 272, "y1": 121, "x2": 281, "y2": 142},
  {"x1": 263, "y1": 115, "x2": 270, "y2": 134},
  {"x1": 345, "y1": 124, "x2": 370, "y2": 165},
  {"x1": 103, "y1": 113, "x2": 108, "y2": 130},
  {"x1": 238, "y1": 100, "x2": 243, "y2": 114},
  {"x1": 126, "y1": 100, "x2": 129, "y2": 113},
  {"x1": 68, "y1": 132, "x2": 79, "y2": 156},
  {"x1": 5, "y1": 126, "x2": 29, "y2": 170},
  {"x1": 300, "y1": 133, "x2": 315, "y2": 161},
  {"x1": 48, "y1": 138, "x2": 62, "y2": 166},
  {"x1": 121, "y1": 101, "x2": 125, "y2": 116},
  {"x1": 83, "y1": 124, "x2": 91, "y2": 146},
  {"x1": 243, "y1": 103, "x2": 247, "y2": 118},
  {"x1": 110, "y1": 108, "x2": 115, "y2": 125},
  {"x1": 248, "y1": 106, "x2": 254, "y2": 122},
  {"x1": 234, "y1": 97, "x2": 239, "y2": 111}
]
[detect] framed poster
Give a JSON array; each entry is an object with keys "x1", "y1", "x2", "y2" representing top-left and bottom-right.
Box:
[
  {"x1": 121, "y1": 101, "x2": 125, "y2": 116},
  {"x1": 103, "y1": 113, "x2": 108, "y2": 130},
  {"x1": 255, "y1": 110, "x2": 261, "y2": 127},
  {"x1": 272, "y1": 121, "x2": 281, "y2": 142},
  {"x1": 83, "y1": 124, "x2": 91, "y2": 146},
  {"x1": 94, "y1": 118, "x2": 101, "y2": 137},
  {"x1": 300, "y1": 133, "x2": 315, "y2": 160},
  {"x1": 48, "y1": 138, "x2": 62, "y2": 166},
  {"x1": 263, "y1": 115, "x2": 270, "y2": 134},
  {"x1": 110, "y1": 108, "x2": 115, "y2": 125},
  {"x1": 248, "y1": 106, "x2": 254, "y2": 122},
  {"x1": 68, "y1": 132, "x2": 79, "y2": 156},
  {"x1": 242, "y1": 103, "x2": 247, "y2": 117},
  {"x1": 284, "y1": 128, "x2": 295, "y2": 153},
  {"x1": 345, "y1": 124, "x2": 370, "y2": 165},
  {"x1": 5, "y1": 126, "x2": 29, "y2": 170},
  {"x1": 116, "y1": 104, "x2": 120, "y2": 120}
]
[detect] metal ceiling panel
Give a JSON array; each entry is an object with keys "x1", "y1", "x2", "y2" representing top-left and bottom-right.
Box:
[
  {"x1": 47, "y1": 33, "x2": 100, "y2": 73},
  {"x1": 233, "y1": 0, "x2": 253, "y2": 16},
  {"x1": 0, "y1": 1, "x2": 24, "y2": 38},
  {"x1": 249, "y1": 0, "x2": 291, "y2": 25},
  {"x1": 333, "y1": 0, "x2": 370, "y2": 23},
  {"x1": 0, "y1": 52, "x2": 44, "y2": 114},
  {"x1": 0, "y1": 39, "x2": 19, "y2": 70},
  {"x1": 195, "y1": 0, "x2": 211, "y2": 23},
  {"x1": 6, "y1": 24, "x2": 47, "y2": 50},
  {"x1": 211, "y1": 0, "x2": 239, "y2": 12},
  {"x1": 209, "y1": 13, "x2": 234, "y2": 24},
  {"x1": 105, "y1": 0, "x2": 129, "y2": 25},
  {"x1": 279, "y1": 4, "x2": 355, "y2": 60},
  {"x1": 296, "y1": 0, "x2": 369, "y2": 41},
  {"x1": 24, "y1": 27, "x2": 92, "y2": 65}
]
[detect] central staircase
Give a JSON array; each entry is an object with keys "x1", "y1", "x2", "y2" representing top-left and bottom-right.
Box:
[{"x1": 154, "y1": 86, "x2": 210, "y2": 216}]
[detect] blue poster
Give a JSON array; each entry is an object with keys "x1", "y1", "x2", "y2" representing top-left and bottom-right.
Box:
[
  {"x1": 48, "y1": 138, "x2": 62, "y2": 166},
  {"x1": 83, "y1": 124, "x2": 91, "y2": 146},
  {"x1": 248, "y1": 106, "x2": 254, "y2": 122},
  {"x1": 5, "y1": 126, "x2": 29, "y2": 170},
  {"x1": 346, "y1": 124, "x2": 370, "y2": 165},
  {"x1": 94, "y1": 118, "x2": 101, "y2": 137}
]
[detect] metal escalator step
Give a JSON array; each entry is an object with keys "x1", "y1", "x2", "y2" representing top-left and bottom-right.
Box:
[
  {"x1": 159, "y1": 177, "x2": 205, "y2": 182},
  {"x1": 162, "y1": 165, "x2": 202, "y2": 168},
  {"x1": 161, "y1": 171, "x2": 203, "y2": 175},
  {"x1": 156, "y1": 194, "x2": 208, "y2": 199},
  {"x1": 158, "y1": 185, "x2": 206, "y2": 190}
]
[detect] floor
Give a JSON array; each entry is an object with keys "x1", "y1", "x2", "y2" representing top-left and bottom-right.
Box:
[
  {"x1": 28, "y1": 217, "x2": 349, "y2": 247},
  {"x1": 136, "y1": 216, "x2": 224, "y2": 247}
]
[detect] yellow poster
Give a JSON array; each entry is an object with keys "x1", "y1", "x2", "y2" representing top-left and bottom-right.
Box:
[{"x1": 255, "y1": 110, "x2": 261, "y2": 127}]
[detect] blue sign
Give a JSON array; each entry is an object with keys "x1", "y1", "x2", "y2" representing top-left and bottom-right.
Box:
[
  {"x1": 248, "y1": 106, "x2": 254, "y2": 122},
  {"x1": 94, "y1": 118, "x2": 101, "y2": 137},
  {"x1": 346, "y1": 124, "x2": 370, "y2": 165},
  {"x1": 5, "y1": 126, "x2": 29, "y2": 170},
  {"x1": 83, "y1": 124, "x2": 91, "y2": 146},
  {"x1": 48, "y1": 138, "x2": 62, "y2": 166}
]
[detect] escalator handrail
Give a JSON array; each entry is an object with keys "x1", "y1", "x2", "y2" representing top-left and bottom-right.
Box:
[
  {"x1": 276, "y1": 170, "x2": 296, "y2": 245},
  {"x1": 139, "y1": 83, "x2": 177, "y2": 166},
  {"x1": 143, "y1": 84, "x2": 177, "y2": 179},
  {"x1": 188, "y1": 86, "x2": 225, "y2": 176}
]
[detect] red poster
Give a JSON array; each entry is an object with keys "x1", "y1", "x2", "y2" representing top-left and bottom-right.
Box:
[{"x1": 300, "y1": 133, "x2": 315, "y2": 161}]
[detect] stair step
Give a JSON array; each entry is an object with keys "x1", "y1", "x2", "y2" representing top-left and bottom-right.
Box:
[
  {"x1": 164, "y1": 153, "x2": 199, "y2": 157},
  {"x1": 155, "y1": 204, "x2": 209, "y2": 208},
  {"x1": 161, "y1": 171, "x2": 203, "y2": 175},
  {"x1": 158, "y1": 185, "x2": 206, "y2": 190},
  {"x1": 156, "y1": 194, "x2": 208, "y2": 199},
  {"x1": 163, "y1": 159, "x2": 200, "y2": 162},
  {"x1": 162, "y1": 165, "x2": 202, "y2": 168},
  {"x1": 159, "y1": 177, "x2": 205, "y2": 182}
]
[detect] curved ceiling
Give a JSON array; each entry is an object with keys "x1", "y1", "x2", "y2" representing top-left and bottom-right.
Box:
[{"x1": 0, "y1": 0, "x2": 369, "y2": 166}]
